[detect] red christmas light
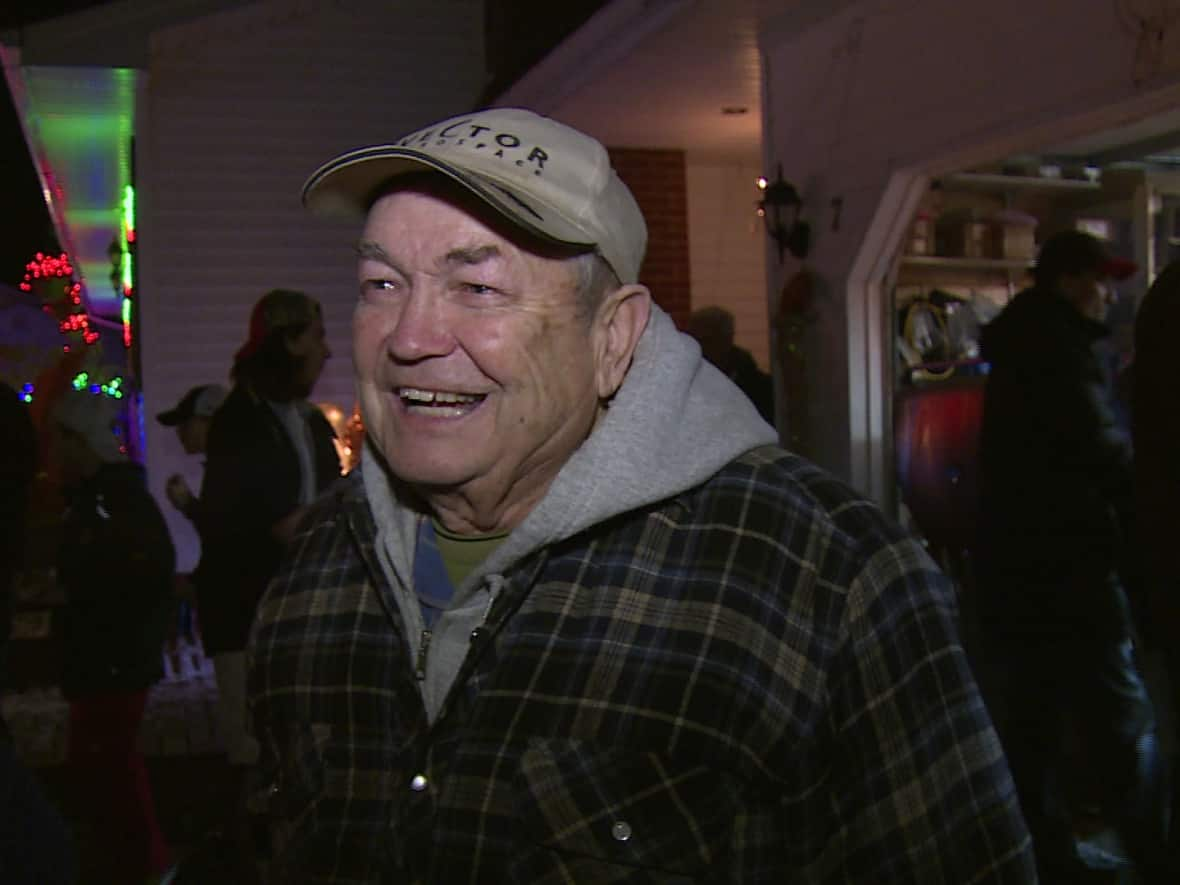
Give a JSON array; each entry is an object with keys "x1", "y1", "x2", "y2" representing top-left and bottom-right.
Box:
[{"x1": 19, "y1": 250, "x2": 100, "y2": 345}]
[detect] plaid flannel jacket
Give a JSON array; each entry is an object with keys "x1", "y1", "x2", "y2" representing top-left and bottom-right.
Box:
[{"x1": 250, "y1": 446, "x2": 1033, "y2": 883}]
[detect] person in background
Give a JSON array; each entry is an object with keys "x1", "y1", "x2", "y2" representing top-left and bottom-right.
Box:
[
  {"x1": 686, "y1": 305, "x2": 775, "y2": 424},
  {"x1": 248, "y1": 107, "x2": 1033, "y2": 882},
  {"x1": 49, "y1": 389, "x2": 174, "y2": 883},
  {"x1": 156, "y1": 383, "x2": 228, "y2": 654},
  {"x1": 194, "y1": 289, "x2": 339, "y2": 881},
  {"x1": 1131, "y1": 257, "x2": 1180, "y2": 859},
  {"x1": 156, "y1": 383, "x2": 228, "y2": 519},
  {"x1": 0, "y1": 382, "x2": 75, "y2": 885},
  {"x1": 0, "y1": 381, "x2": 37, "y2": 696},
  {"x1": 977, "y1": 229, "x2": 1170, "y2": 883}
]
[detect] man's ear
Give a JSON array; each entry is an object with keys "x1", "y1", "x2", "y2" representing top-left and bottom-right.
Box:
[{"x1": 593, "y1": 284, "x2": 652, "y2": 400}]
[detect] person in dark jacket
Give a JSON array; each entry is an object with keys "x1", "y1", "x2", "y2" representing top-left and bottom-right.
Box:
[
  {"x1": 196, "y1": 289, "x2": 339, "y2": 770},
  {"x1": 1132, "y1": 258, "x2": 1180, "y2": 674},
  {"x1": 977, "y1": 229, "x2": 1171, "y2": 883},
  {"x1": 192, "y1": 290, "x2": 338, "y2": 883},
  {"x1": 0, "y1": 383, "x2": 74, "y2": 885},
  {"x1": 49, "y1": 389, "x2": 175, "y2": 882},
  {"x1": 1131, "y1": 257, "x2": 1180, "y2": 860},
  {"x1": 0, "y1": 381, "x2": 38, "y2": 693}
]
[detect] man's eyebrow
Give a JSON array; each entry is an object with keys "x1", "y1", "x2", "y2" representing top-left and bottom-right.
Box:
[
  {"x1": 441, "y1": 245, "x2": 502, "y2": 269},
  {"x1": 355, "y1": 240, "x2": 395, "y2": 265}
]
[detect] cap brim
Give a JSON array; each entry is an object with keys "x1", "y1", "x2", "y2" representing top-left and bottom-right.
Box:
[
  {"x1": 156, "y1": 408, "x2": 185, "y2": 426},
  {"x1": 301, "y1": 147, "x2": 596, "y2": 252},
  {"x1": 1101, "y1": 256, "x2": 1137, "y2": 281}
]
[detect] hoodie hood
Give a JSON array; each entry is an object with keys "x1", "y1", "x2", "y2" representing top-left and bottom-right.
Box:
[{"x1": 363, "y1": 304, "x2": 778, "y2": 590}]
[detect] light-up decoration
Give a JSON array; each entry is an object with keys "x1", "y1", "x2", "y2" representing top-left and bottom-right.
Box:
[
  {"x1": 119, "y1": 184, "x2": 136, "y2": 348},
  {"x1": 17, "y1": 250, "x2": 126, "y2": 407},
  {"x1": 315, "y1": 401, "x2": 365, "y2": 474},
  {"x1": 71, "y1": 371, "x2": 124, "y2": 399},
  {"x1": 19, "y1": 251, "x2": 99, "y2": 345}
]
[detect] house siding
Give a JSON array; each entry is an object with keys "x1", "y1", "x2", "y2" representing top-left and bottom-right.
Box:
[{"x1": 138, "y1": 0, "x2": 484, "y2": 569}]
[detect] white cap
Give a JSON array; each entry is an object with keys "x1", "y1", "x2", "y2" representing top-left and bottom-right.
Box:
[
  {"x1": 301, "y1": 108, "x2": 648, "y2": 284},
  {"x1": 156, "y1": 383, "x2": 228, "y2": 426}
]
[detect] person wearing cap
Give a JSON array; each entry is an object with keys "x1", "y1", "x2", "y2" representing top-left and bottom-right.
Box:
[
  {"x1": 155, "y1": 383, "x2": 228, "y2": 671},
  {"x1": 196, "y1": 290, "x2": 339, "y2": 774},
  {"x1": 47, "y1": 390, "x2": 175, "y2": 881},
  {"x1": 155, "y1": 382, "x2": 228, "y2": 518},
  {"x1": 188, "y1": 289, "x2": 340, "y2": 881},
  {"x1": 248, "y1": 108, "x2": 1033, "y2": 883},
  {"x1": 977, "y1": 229, "x2": 1171, "y2": 882}
]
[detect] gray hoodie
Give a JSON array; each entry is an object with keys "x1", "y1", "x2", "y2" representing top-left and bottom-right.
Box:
[{"x1": 362, "y1": 305, "x2": 778, "y2": 720}]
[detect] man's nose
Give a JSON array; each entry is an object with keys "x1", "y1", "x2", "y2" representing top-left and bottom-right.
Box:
[{"x1": 387, "y1": 289, "x2": 452, "y2": 360}]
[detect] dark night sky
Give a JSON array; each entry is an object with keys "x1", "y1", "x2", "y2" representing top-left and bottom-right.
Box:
[{"x1": 0, "y1": 1, "x2": 115, "y2": 287}]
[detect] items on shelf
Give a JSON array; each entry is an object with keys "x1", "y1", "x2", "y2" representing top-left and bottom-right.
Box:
[
  {"x1": 896, "y1": 289, "x2": 999, "y2": 384},
  {"x1": 906, "y1": 207, "x2": 1038, "y2": 262}
]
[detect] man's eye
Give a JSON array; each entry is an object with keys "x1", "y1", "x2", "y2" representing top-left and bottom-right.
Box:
[
  {"x1": 361, "y1": 279, "x2": 398, "y2": 295},
  {"x1": 460, "y1": 282, "x2": 496, "y2": 296}
]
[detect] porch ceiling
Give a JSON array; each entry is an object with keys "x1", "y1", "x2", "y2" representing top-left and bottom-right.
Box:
[{"x1": 494, "y1": 0, "x2": 769, "y2": 162}]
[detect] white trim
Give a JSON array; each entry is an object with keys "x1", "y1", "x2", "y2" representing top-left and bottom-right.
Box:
[
  {"x1": 846, "y1": 169, "x2": 928, "y2": 508},
  {"x1": 844, "y1": 80, "x2": 1180, "y2": 508}
]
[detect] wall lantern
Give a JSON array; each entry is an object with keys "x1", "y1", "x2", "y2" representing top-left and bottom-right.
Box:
[{"x1": 757, "y1": 165, "x2": 811, "y2": 262}]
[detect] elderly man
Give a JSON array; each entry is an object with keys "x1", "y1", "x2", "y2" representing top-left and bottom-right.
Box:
[{"x1": 250, "y1": 108, "x2": 1033, "y2": 883}]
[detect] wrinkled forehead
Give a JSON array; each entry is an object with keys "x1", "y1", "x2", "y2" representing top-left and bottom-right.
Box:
[{"x1": 363, "y1": 172, "x2": 593, "y2": 267}]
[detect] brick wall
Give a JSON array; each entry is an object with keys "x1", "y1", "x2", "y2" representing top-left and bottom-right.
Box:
[{"x1": 608, "y1": 147, "x2": 691, "y2": 327}]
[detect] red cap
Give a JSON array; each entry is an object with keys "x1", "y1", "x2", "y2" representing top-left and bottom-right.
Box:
[
  {"x1": 234, "y1": 289, "x2": 320, "y2": 363},
  {"x1": 1099, "y1": 256, "x2": 1137, "y2": 281}
]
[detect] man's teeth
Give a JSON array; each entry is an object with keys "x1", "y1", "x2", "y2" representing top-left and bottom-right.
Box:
[{"x1": 399, "y1": 387, "x2": 481, "y2": 404}]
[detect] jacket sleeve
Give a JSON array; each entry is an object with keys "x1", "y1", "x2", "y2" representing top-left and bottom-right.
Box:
[
  {"x1": 1040, "y1": 343, "x2": 1133, "y2": 508},
  {"x1": 826, "y1": 539, "x2": 1035, "y2": 882},
  {"x1": 199, "y1": 399, "x2": 294, "y2": 540},
  {"x1": 65, "y1": 484, "x2": 176, "y2": 607}
]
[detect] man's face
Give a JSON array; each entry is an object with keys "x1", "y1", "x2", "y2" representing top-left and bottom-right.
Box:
[
  {"x1": 354, "y1": 189, "x2": 606, "y2": 521},
  {"x1": 1060, "y1": 270, "x2": 1112, "y2": 323},
  {"x1": 287, "y1": 314, "x2": 331, "y2": 398}
]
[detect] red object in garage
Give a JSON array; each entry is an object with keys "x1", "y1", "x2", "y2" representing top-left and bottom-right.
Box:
[{"x1": 894, "y1": 377, "x2": 986, "y2": 558}]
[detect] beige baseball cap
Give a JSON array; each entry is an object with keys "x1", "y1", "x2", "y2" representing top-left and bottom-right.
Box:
[{"x1": 301, "y1": 107, "x2": 648, "y2": 284}]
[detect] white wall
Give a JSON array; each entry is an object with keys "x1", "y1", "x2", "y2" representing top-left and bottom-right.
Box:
[
  {"x1": 138, "y1": 0, "x2": 484, "y2": 569},
  {"x1": 761, "y1": 0, "x2": 1180, "y2": 501},
  {"x1": 685, "y1": 156, "x2": 770, "y2": 369}
]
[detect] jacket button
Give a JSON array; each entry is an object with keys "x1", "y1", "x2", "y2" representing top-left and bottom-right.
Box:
[
  {"x1": 410, "y1": 773, "x2": 428, "y2": 792},
  {"x1": 611, "y1": 820, "x2": 632, "y2": 842}
]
